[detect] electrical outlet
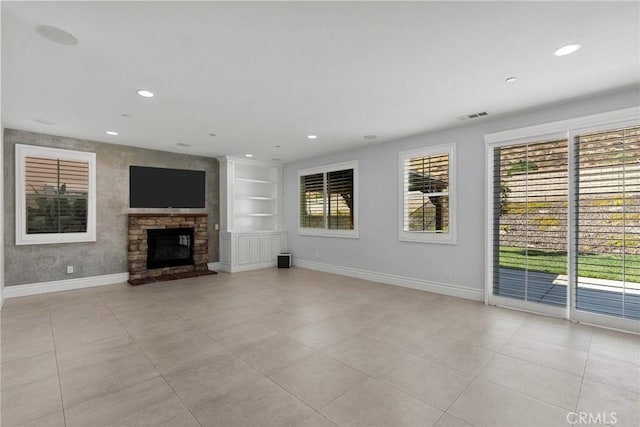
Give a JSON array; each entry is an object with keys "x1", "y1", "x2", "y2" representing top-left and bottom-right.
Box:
[
  {"x1": 215, "y1": 224, "x2": 219, "y2": 231},
  {"x1": 444, "y1": 267, "x2": 453, "y2": 278},
  {"x1": 314, "y1": 252, "x2": 320, "y2": 259},
  {"x1": 67, "y1": 265, "x2": 74, "y2": 274}
]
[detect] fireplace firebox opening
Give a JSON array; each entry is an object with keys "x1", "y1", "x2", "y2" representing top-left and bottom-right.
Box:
[{"x1": 146, "y1": 227, "x2": 194, "y2": 269}]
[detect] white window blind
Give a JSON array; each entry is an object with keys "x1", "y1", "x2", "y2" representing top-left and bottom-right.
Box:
[
  {"x1": 575, "y1": 125, "x2": 640, "y2": 320},
  {"x1": 299, "y1": 172, "x2": 324, "y2": 229},
  {"x1": 399, "y1": 144, "x2": 456, "y2": 243},
  {"x1": 25, "y1": 156, "x2": 89, "y2": 234},
  {"x1": 298, "y1": 161, "x2": 357, "y2": 237},
  {"x1": 327, "y1": 169, "x2": 354, "y2": 230},
  {"x1": 493, "y1": 139, "x2": 569, "y2": 307},
  {"x1": 16, "y1": 144, "x2": 96, "y2": 245}
]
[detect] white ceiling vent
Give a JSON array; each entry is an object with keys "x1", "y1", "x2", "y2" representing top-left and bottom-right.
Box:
[{"x1": 457, "y1": 111, "x2": 489, "y2": 121}]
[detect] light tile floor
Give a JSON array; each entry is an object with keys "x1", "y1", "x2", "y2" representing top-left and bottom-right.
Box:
[{"x1": 1, "y1": 268, "x2": 639, "y2": 426}]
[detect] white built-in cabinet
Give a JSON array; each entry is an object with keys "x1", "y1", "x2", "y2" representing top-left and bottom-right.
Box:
[{"x1": 218, "y1": 156, "x2": 287, "y2": 272}]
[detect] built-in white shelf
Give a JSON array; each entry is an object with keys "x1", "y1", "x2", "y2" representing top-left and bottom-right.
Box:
[
  {"x1": 219, "y1": 156, "x2": 286, "y2": 273},
  {"x1": 235, "y1": 195, "x2": 274, "y2": 200},
  {"x1": 235, "y1": 177, "x2": 274, "y2": 184}
]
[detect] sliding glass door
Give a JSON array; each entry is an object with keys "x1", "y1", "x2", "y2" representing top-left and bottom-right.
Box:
[
  {"x1": 488, "y1": 119, "x2": 640, "y2": 331},
  {"x1": 572, "y1": 125, "x2": 640, "y2": 330},
  {"x1": 491, "y1": 139, "x2": 569, "y2": 316}
]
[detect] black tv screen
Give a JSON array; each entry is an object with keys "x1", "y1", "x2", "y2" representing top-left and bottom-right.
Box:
[{"x1": 130, "y1": 166, "x2": 206, "y2": 208}]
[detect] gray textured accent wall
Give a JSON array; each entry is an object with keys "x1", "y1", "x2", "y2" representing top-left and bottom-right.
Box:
[
  {"x1": 3, "y1": 129, "x2": 219, "y2": 286},
  {"x1": 1, "y1": 126, "x2": 4, "y2": 302}
]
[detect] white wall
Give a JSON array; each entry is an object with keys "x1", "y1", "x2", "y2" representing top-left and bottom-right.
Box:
[
  {"x1": 283, "y1": 87, "x2": 640, "y2": 299},
  {"x1": 1, "y1": 3, "x2": 4, "y2": 308},
  {"x1": 1, "y1": 125, "x2": 4, "y2": 308}
]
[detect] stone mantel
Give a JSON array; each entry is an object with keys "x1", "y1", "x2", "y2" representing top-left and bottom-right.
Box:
[{"x1": 128, "y1": 213, "x2": 208, "y2": 218}]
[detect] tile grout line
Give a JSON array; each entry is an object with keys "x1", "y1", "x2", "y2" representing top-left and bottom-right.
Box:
[
  {"x1": 259, "y1": 368, "x2": 327, "y2": 425},
  {"x1": 170, "y1": 296, "x2": 336, "y2": 425},
  {"x1": 101, "y1": 298, "x2": 204, "y2": 427},
  {"x1": 496, "y1": 319, "x2": 596, "y2": 379},
  {"x1": 475, "y1": 320, "x2": 586, "y2": 414},
  {"x1": 216, "y1": 328, "x2": 366, "y2": 426},
  {"x1": 574, "y1": 326, "x2": 595, "y2": 413},
  {"x1": 496, "y1": 345, "x2": 587, "y2": 378},
  {"x1": 309, "y1": 342, "x2": 458, "y2": 425},
  {"x1": 360, "y1": 328, "x2": 492, "y2": 378},
  {"x1": 46, "y1": 299, "x2": 68, "y2": 427},
  {"x1": 436, "y1": 348, "x2": 499, "y2": 427}
]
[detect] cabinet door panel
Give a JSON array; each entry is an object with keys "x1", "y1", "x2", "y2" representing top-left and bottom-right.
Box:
[
  {"x1": 250, "y1": 235, "x2": 260, "y2": 263},
  {"x1": 238, "y1": 235, "x2": 252, "y2": 264},
  {"x1": 272, "y1": 234, "x2": 282, "y2": 260},
  {"x1": 260, "y1": 235, "x2": 272, "y2": 263}
]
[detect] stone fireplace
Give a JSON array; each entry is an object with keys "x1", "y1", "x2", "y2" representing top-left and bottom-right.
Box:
[{"x1": 127, "y1": 214, "x2": 213, "y2": 285}]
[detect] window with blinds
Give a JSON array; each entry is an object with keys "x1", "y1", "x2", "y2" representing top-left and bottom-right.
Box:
[
  {"x1": 327, "y1": 169, "x2": 354, "y2": 230},
  {"x1": 26, "y1": 157, "x2": 89, "y2": 234},
  {"x1": 298, "y1": 161, "x2": 357, "y2": 237},
  {"x1": 575, "y1": 125, "x2": 640, "y2": 320},
  {"x1": 399, "y1": 144, "x2": 456, "y2": 243},
  {"x1": 299, "y1": 173, "x2": 324, "y2": 228},
  {"x1": 493, "y1": 139, "x2": 569, "y2": 307},
  {"x1": 16, "y1": 144, "x2": 96, "y2": 245}
]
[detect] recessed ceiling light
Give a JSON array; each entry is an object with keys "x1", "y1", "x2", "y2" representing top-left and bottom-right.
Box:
[
  {"x1": 121, "y1": 113, "x2": 130, "y2": 118},
  {"x1": 363, "y1": 135, "x2": 378, "y2": 140},
  {"x1": 176, "y1": 142, "x2": 192, "y2": 147},
  {"x1": 36, "y1": 25, "x2": 78, "y2": 45},
  {"x1": 34, "y1": 118, "x2": 57, "y2": 125},
  {"x1": 307, "y1": 135, "x2": 318, "y2": 140},
  {"x1": 245, "y1": 154, "x2": 254, "y2": 158},
  {"x1": 137, "y1": 89, "x2": 154, "y2": 98},
  {"x1": 505, "y1": 76, "x2": 517, "y2": 83},
  {"x1": 554, "y1": 44, "x2": 581, "y2": 56},
  {"x1": 275, "y1": 145, "x2": 281, "y2": 148},
  {"x1": 106, "y1": 131, "x2": 118, "y2": 136},
  {"x1": 208, "y1": 133, "x2": 217, "y2": 137}
]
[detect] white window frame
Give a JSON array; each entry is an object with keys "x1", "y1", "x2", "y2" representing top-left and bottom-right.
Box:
[
  {"x1": 298, "y1": 160, "x2": 358, "y2": 238},
  {"x1": 399, "y1": 143, "x2": 457, "y2": 244},
  {"x1": 15, "y1": 144, "x2": 97, "y2": 245},
  {"x1": 484, "y1": 106, "x2": 640, "y2": 332}
]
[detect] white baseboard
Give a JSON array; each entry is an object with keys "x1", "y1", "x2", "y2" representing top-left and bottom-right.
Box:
[
  {"x1": 207, "y1": 262, "x2": 222, "y2": 271},
  {"x1": 218, "y1": 261, "x2": 277, "y2": 273},
  {"x1": 294, "y1": 259, "x2": 484, "y2": 302},
  {"x1": 4, "y1": 272, "x2": 130, "y2": 298}
]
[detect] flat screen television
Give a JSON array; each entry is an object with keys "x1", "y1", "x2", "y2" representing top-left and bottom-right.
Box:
[{"x1": 129, "y1": 166, "x2": 206, "y2": 208}]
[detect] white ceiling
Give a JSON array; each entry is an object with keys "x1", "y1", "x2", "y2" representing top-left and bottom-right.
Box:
[{"x1": 2, "y1": 1, "x2": 639, "y2": 162}]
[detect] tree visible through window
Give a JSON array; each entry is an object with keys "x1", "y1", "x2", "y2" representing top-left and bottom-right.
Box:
[
  {"x1": 327, "y1": 169, "x2": 353, "y2": 230},
  {"x1": 26, "y1": 157, "x2": 89, "y2": 234},
  {"x1": 299, "y1": 173, "x2": 324, "y2": 228},
  {"x1": 16, "y1": 144, "x2": 96, "y2": 245}
]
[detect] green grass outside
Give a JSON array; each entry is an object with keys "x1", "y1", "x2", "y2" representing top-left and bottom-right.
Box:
[{"x1": 499, "y1": 246, "x2": 640, "y2": 283}]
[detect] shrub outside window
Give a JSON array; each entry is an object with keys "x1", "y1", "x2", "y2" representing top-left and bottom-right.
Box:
[{"x1": 15, "y1": 144, "x2": 96, "y2": 245}]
